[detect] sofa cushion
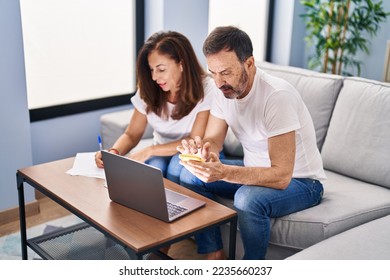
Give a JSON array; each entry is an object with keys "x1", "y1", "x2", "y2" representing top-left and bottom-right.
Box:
[
  {"x1": 219, "y1": 170, "x2": 390, "y2": 258},
  {"x1": 287, "y1": 215, "x2": 390, "y2": 260},
  {"x1": 257, "y1": 61, "x2": 343, "y2": 151},
  {"x1": 321, "y1": 77, "x2": 390, "y2": 188},
  {"x1": 268, "y1": 170, "x2": 390, "y2": 251}
]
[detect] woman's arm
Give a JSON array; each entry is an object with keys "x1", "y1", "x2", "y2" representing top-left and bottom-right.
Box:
[
  {"x1": 129, "y1": 110, "x2": 210, "y2": 162},
  {"x1": 95, "y1": 109, "x2": 147, "y2": 167}
]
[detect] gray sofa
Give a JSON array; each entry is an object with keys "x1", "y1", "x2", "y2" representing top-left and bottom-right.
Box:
[{"x1": 100, "y1": 62, "x2": 390, "y2": 259}]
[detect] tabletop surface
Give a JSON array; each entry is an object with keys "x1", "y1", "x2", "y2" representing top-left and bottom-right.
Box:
[{"x1": 18, "y1": 157, "x2": 237, "y2": 252}]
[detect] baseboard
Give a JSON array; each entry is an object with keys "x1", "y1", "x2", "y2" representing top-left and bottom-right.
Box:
[
  {"x1": 34, "y1": 189, "x2": 46, "y2": 200},
  {"x1": 0, "y1": 200, "x2": 40, "y2": 225}
]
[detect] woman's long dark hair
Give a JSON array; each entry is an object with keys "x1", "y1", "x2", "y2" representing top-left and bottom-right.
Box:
[{"x1": 136, "y1": 31, "x2": 206, "y2": 120}]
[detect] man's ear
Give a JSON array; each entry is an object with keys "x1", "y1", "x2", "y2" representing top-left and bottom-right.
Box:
[{"x1": 245, "y1": 56, "x2": 255, "y2": 69}]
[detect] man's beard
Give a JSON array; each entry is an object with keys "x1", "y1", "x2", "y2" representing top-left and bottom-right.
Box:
[{"x1": 219, "y1": 68, "x2": 249, "y2": 99}]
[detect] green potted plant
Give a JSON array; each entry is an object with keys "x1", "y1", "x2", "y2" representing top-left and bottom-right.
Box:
[{"x1": 300, "y1": 0, "x2": 390, "y2": 76}]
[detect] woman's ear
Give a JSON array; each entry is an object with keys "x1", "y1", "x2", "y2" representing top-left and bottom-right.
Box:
[{"x1": 180, "y1": 62, "x2": 183, "y2": 72}]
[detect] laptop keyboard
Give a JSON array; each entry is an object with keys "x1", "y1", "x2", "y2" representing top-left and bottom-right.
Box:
[{"x1": 167, "y1": 202, "x2": 187, "y2": 217}]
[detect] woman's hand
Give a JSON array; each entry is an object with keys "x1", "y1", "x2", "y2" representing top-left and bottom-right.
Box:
[
  {"x1": 95, "y1": 151, "x2": 104, "y2": 168},
  {"x1": 128, "y1": 146, "x2": 153, "y2": 163},
  {"x1": 95, "y1": 148, "x2": 120, "y2": 168}
]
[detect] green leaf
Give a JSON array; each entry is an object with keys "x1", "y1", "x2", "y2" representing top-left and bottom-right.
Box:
[{"x1": 300, "y1": 0, "x2": 390, "y2": 76}]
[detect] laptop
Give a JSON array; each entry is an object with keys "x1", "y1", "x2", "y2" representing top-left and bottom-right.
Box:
[{"x1": 101, "y1": 151, "x2": 206, "y2": 222}]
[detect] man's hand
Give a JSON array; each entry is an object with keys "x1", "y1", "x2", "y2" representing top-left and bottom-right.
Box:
[
  {"x1": 180, "y1": 152, "x2": 224, "y2": 183},
  {"x1": 178, "y1": 136, "x2": 226, "y2": 182},
  {"x1": 177, "y1": 136, "x2": 211, "y2": 161}
]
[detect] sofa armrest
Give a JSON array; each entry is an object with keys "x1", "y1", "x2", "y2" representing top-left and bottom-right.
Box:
[{"x1": 100, "y1": 108, "x2": 153, "y2": 151}]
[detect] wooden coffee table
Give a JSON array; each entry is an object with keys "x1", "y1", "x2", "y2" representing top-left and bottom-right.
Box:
[{"x1": 17, "y1": 157, "x2": 237, "y2": 260}]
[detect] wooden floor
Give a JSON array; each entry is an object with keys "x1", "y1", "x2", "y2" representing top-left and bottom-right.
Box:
[
  {"x1": 0, "y1": 197, "x2": 70, "y2": 238},
  {"x1": 0, "y1": 197, "x2": 206, "y2": 260}
]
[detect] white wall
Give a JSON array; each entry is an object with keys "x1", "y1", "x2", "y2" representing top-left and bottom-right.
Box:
[
  {"x1": 30, "y1": 105, "x2": 130, "y2": 165},
  {"x1": 271, "y1": 0, "x2": 295, "y2": 65},
  {"x1": 145, "y1": 0, "x2": 209, "y2": 68},
  {"x1": 0, "y1": 0, "x2": 34, "y2": 210},
  {"x1": 144, "y1": 0, "x2": 164, "y2": 38},
  {"x1": 164, "y1": 0, "x2": 209, "y2": 67}
]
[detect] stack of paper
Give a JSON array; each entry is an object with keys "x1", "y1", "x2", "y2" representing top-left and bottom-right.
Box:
[{"x1": 66, "y1": 152, "x2": 105, "y2": 179}]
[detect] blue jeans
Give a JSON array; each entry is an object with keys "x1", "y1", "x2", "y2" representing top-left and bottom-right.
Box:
[
  {"x1": 179, "y1": 159, "x2": 324, "y2": 259},
  {"x1": 179, "y1": 158, "x2": 244, "y2": 254},
  {"x1": 145, "y1": 153, "x2": 183, "y2": 184}
]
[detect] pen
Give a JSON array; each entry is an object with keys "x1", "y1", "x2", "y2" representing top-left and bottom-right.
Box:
[{"x1": 98, "y1": 135, "x2": 103, "y2": 150}]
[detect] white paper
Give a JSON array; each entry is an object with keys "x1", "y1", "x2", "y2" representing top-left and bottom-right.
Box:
[{"x1": 66, "y1": 152, "x2": 105, "y2": 179}]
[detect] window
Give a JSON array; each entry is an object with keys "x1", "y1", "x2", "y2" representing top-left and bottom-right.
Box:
[
  {"x1": 20, "y1": 0, "x2": 144, "y2": 121},
  {"x1": 208, "y1": 0, "x2": 271, "y2": 61}
]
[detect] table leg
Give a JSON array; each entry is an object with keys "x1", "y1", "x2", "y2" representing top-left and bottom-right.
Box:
[
  {"x1": 16, "y1": 173, "x2": 28, "y2": 260},
  {"x1": 228, "y1": 216, "x2": 237, "y2": 260}
]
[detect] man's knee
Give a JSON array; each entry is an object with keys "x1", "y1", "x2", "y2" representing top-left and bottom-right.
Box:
[
  {"x1": 234, "y1": 185, "x2": 267, "y2": 213},
  {"x1": 234, "y1": 186, "x2": 252, "y2": 211}
]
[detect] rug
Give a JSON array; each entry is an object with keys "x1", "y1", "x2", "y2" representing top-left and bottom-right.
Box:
[
  {"x1": 0, "y1": 215, "x2": 83, "y2": 260},
  {"x1": 0, "y1": 215, "x2": 197, "y2": 260}
]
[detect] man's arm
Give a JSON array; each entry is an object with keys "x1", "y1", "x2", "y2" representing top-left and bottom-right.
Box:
[
  {"x1": 189, "y1": 130, "x2": 296, "y2": 190},
  {"x1": 202, "y1": 114, "x2": 229, "y2": 155},
  {"x1": 178, "y1": 114, "x2": 228, "y2": 159},
  {"x1": 221, "y1": 131, "x2": 296, "y2": 189}
]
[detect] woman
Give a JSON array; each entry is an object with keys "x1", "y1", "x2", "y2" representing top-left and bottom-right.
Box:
[{"x1": 95, "y1": 31, "x2": 217, "y2": 183}]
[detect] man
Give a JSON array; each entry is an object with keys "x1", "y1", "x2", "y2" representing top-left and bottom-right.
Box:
[{"x1": 178, "y1": 26, "x2": 326, "y2": 260}]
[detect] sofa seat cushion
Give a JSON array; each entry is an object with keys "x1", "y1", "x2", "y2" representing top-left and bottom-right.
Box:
[
  {"x1": 100, "y1": 108, "x2": 153, "y2": 153},
  {"x1": 217, "y1": 170, "x2": 390, "y2": 253},
  {"x1": 257, "y1": 61, "x2": 343, "y2": 151},
  {"x1": 321, "y1": 77, "x2": 390, "y2": 189},
  {"x1": 286, "y1": 215, "x2": 390, "y2": 259}
]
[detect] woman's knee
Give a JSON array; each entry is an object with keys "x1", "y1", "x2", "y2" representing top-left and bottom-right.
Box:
[
  {"x1": 146, "y1": 156, "x2": 170, "y2": 177},
  {"x1": 166, "y1": 154, "x2": 182, "y2": 183},
  {"x1": 179, "y1": 167, "x2": 200, "y2": 187}
]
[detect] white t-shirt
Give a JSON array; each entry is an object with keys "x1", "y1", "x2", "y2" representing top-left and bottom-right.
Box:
[
  {"x1": 211, "y1": 68, "x2": 326, "y2": 181},
  {"x1": 131, "y1": 76, "x2": 217, "y2": 145}
]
